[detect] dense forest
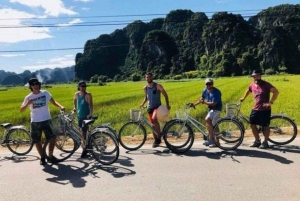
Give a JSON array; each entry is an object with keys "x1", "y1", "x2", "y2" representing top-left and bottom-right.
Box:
[
  {"x1": 74, "y1": 4, "x2": 300, "y2": 81},
  {"x1": 1, "y1": 4, "x2": 299, "y2": 85}
]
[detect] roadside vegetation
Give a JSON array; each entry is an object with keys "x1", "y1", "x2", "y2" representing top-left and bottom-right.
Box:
[{"x1": 0, "y1": 75, "x2": 298, "y2": 137}]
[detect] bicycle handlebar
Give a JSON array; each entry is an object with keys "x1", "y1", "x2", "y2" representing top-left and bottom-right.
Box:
[{"x1": 186, "y1": 103, "x2": 196, "y2": 109}]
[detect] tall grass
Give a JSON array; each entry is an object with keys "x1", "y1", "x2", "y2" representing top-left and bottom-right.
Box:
[{"x1": 0, "y1": 75, "x2": 298, "y2": 135}]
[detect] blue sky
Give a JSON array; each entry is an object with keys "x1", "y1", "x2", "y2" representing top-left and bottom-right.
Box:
[{"x1": 0, "y1": 0, "x2": 299, "y2": 74}]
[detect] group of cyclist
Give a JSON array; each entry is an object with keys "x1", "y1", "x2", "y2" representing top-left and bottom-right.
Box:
[
  {"x1": 139, "y1": 70, "x2": 279, "y2": 150},
  {"x1": 20, "y1": 78, "x2": 94, "y2": 165},
  {"x1": 20, "y1": 69, "x2": 279, "y2": 166}
]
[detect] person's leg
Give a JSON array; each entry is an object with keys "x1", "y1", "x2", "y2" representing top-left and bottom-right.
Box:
[
  {"x1": 31, "y1": 122, "x2": 45, "y2": 165},
  {"x1": 79, "y1": 118, "x2": 89, "y2": 158},
  {"x1": 44, "y1": 120, "x2": 59, "y2": 162},
  {"x1": 250, "y1": 124, "x2": 260, "y2": 141},
  {"x1": 152, "y1": 109, "x2": 161, "y2": 139},
  {"x1": 205, "y1": 117, "x2": 214, "y2": 140},
  {"x1": 211, "y1": 110, "x2": 220, "y2": 144}
]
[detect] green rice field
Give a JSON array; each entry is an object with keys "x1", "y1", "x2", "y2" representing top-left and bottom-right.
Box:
[{"x1": 0, "y1": 75, "x2": 299, "y2": 137}]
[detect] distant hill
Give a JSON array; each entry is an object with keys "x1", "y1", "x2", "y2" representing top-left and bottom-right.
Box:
[
  {"x1": 0, "y1": 66, "x2": 75, "y2": 86},
  {"x1": 74, "y1": 4, "x2": 300, "y2": 80}
]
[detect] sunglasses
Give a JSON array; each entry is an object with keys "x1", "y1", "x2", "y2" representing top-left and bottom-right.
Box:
[
  {"x1": 206, "y1": 83, "x2": 213, "y2": 85},
  {"x1": 80, "y1": 85, "x2": 87, "y2": 87}
]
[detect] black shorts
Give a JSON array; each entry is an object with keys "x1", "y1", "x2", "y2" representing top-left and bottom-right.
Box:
[
  {"x1": 147, "y1": 106, "x2": 159, "y2": 114},
  {"x1": 249, "y1": 110, "x2": 271, "y2": 127},
  {"x1": 31, "y1": 120, "x2": 55, "y2": 143},
  {"x1": 78, "y1": 118, "x2": 89, "y2": 133}
]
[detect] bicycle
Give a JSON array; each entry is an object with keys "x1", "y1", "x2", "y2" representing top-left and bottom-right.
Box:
[
  {"x1": 0, "y1": 123, "x2": 33, "y2": 155},
  {"x1": 162, "y1": 103, "x2": 244, "y2": 153},
  {"x1": 118, "y1": 107, "x2": 170, "y2": 151},
  {"x1": 42, "y1": 111, "x2": 119, "y2": 165},
  {"x1": 213, "y1": 101, "x2": 298, "y2": 147}
]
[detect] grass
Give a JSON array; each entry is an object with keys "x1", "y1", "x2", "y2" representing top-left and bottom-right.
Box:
[{"x1": 0, "y1": 75, "x2": 299, "y2": 138}]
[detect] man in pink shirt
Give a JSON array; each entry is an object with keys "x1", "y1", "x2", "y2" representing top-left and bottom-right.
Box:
[{"x1": 240, "y1": 70, "x2": 279, "y2": 149}]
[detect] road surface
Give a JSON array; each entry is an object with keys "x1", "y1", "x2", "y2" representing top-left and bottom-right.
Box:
[{"x1": 0, "y1": 137, "x2": 299, "y2": 201}]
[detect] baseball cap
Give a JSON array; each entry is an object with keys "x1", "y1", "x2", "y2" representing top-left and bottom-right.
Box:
[
  {"x1": 251, "y1": 69, "x2": 262, "y2": 76},
  {"x1": 28, "y1": 78, "x2": 41, "y2": 85},
  {"x1": 77, "y1": 80, "x2": 87, "y2": 90},
  {"x1": 204, "y1": 78, "x2": 213, "y2": 84}
]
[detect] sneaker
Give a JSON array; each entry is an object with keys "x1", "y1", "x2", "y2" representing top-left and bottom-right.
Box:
[
  {"x1": 80, "y1": 150, "x2": 88, "y2": 158},
  {"x1": 203, "y1": 140, "x2": 214, "y2": 146},
  {"x1": 249, "y1": 140, "x2": 261, "y2": 147},
  {"x1": 208, "y1": 143, "x2": 217, "y2": 148},
  {"x1": 152, "y1": 138, "x2": 161, "y2": 148},
  {"x1": 259, "y1": 141, "x2": 269, "y2": 149},
  {"x1": 47, "y1": 156, "x2": 59, "y2": 164},
  {"x1": 40, "y1": 158, "x2": 46, "y2": 165}
]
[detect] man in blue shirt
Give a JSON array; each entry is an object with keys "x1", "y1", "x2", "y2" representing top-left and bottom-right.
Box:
[{"x1": 191, "y1": 78, "x2": 222, "y2": 148}]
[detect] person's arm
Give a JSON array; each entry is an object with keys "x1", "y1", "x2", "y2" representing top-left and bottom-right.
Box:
[
  {"x1": 140, "y1": 86, "x2": 148, "y2": 108},
  {"x1": 269, "y1": 87, "x2": 279, "y2": 104},
  {"x1": 157, "y1": 84, "x2": 170, "y2": 109},
  {"x1": 86, "y1": 93, "x2": 93, "y2": 118},
  {"x1": 20, "y1": 98, "x2": 33, "y2": 112},
  {"x1": 73, "y1": 92, "x2": 77, "y2": 112},
  {"x1": 263, "y1": 87, "x2": 279, "y2": 107},
  {"x1": 49, "y1": 98, "x2": 65, "y2": 111},
  {"x1": 240, "y1": 89, "x2": 251, "y2": 102}
]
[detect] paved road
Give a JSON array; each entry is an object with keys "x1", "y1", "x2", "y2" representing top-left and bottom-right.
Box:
[{"x1": 0, "y1": 137, "x2": 300, "y2": 201}]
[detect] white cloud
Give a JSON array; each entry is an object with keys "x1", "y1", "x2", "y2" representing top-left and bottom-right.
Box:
[
  {"x1": 82, "y1": 7, "x2": 90, "y2": 11},
  {"x1": 21, "y1": 55, "x2": 75, "y2": 71},
  {"x1": 0, "y1": 8, "x2": 51, "y2": 43},
  {"x1": 56, "y1": 18, "x2": 82, "y2": 27},
  {"x1": 0, "y1": 53, "x2": 25, "y2": 57},
  {"x1": 10, "y1": 0, "x2": 77, "y2": 16}
]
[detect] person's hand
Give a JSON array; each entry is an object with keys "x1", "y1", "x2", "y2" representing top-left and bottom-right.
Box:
[
  {"x1": 263, "y1": 102, "x2": 272, "y2": 107},
  {"x1": 87, "y1": 114, "x2": 92, "y2": 119},
  {"x1": 60, "y1": 107, "x2": 65, "y2": 111},
  {"x1": 167, "y1": 105, "x2": 171, "y2": 110},
  {"x1": 140, "y1": 104, "x2": 145, "y2": 109},
  {"x1": 240, "y1": 98, "x2": 245, "y2": 102},
  {"x1": 27, "y1": 99, "x2": 34, "y2": 105}
]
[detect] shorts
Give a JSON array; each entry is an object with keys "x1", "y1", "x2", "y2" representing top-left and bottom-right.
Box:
[
  {"x1": 206, "y1": 110, "x2": 221, "y2": 126},
  {"x1": 249, "y1": 109, "x2": 271, "y2": 127},
  {"x1": 78, "y1": 117, "x2": 89, "y2": 133},
  {"x1": 147, "y1": 106, "x2": 159, "y2": 122},
  {"x1": 30, "y1": 120, "x2": 55, "y2": 143}
]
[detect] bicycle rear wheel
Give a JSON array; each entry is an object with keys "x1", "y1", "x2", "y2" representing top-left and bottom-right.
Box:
[
  {"x1": 88, "y1": 131, "x2": 119, "y2": 165},
  {"x1": 6, "y1": 128, "x2": 33, "y2": 155},
  {"x1": 43, "y1": 134, "x2": 77, "y2": 163},
  {"x1": 118, "y1": 121, "x2": 147, "y2": 151},
  {"x1": 162, "y1": 119, "x2": 194, "y2": 153},
  {"x1": 213, "y1": 118, "x2": 244, "y2": 150},
  {"x1": 268, "y1": 115, "x2": 297, "y2": 145}
]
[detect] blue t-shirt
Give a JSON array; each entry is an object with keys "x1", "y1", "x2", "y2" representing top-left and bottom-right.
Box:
[{"x1": 201, "y1": 87, "x2": 222, "y2": 111}]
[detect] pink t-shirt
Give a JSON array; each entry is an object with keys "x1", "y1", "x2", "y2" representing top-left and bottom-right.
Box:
[{"x1": 249, "y1": 80, "x2": 274, "y2": 111}]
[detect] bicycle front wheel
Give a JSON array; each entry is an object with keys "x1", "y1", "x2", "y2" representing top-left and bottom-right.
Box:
[
  {"x1": 6, "y1": 128, "x2": 33, "y2": 155},
  {"x1": 88, "y1": 131, "x2": 119, "y2": 165},
  {"x1": 162, "y1": 119, "x2": 194, "y2": 153},
  {"x1": 213, "y1": 118, "x2": 244, "y2": 150},
  {"x1": 268, "y1": 115, "x2": 298, "y2": 145},
  {"x1": 43, "y1": 134, "x2": 77, "y2": 163},
  {"x1": 118, "y1": 121, "x2": 147, "y2": 151}
]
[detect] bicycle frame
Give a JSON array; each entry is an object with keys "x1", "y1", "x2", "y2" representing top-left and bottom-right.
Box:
[{"x1": 175, "y1": 107, "x2": 208, "y2": 137}]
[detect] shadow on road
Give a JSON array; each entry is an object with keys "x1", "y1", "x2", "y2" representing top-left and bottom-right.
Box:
[
  {"x1": 269, "y1": 144, "x2": 300, "y2": 154},
  {"x1": 182, "y1": 147, "x2": 294, "y2": 164},
  {"x1": 0, "y1": 154, "x2": 39, "y2": 163},
  {"x1": 42, "y1": 158, "x2": 136, "y2": 187}
]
